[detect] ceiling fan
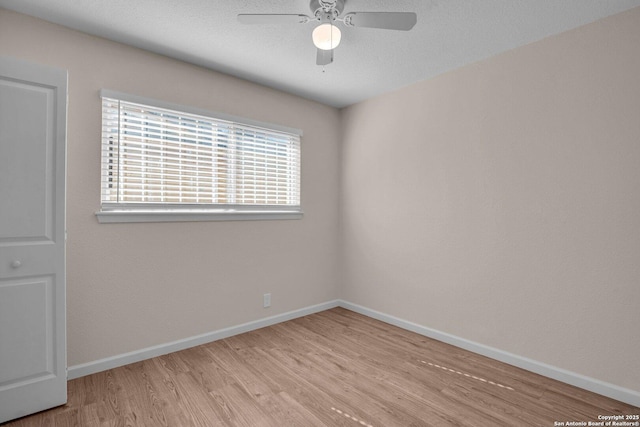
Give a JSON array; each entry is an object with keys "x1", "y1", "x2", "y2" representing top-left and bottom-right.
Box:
[{"x1": 238, "y1": 0, "x2": 417, "y2": 66}]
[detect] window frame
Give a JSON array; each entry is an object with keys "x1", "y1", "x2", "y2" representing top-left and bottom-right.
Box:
[{"x1": 95, "y1": 90, "x2": 303, "y2": 223}]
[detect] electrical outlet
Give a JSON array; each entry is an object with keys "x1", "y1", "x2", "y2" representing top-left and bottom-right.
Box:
[{"x1": 263, "y1": 293, "x2": 271, "y2": 308}]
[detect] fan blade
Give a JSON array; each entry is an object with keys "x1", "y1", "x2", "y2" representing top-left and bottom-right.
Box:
[
  {"x1": 344, "y1": 12, "x2": 417, "y2": 30},
  {"x1": 237, "y1": 14, "x2": 310, "y2": 24},
  {"x1": 316, "y1": 48, "x2": 333, "y2": 66}
]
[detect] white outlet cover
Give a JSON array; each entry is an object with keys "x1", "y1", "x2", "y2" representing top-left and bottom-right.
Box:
[{"x1": 263, "y1": 293, "x2": 271, "y2": 308}]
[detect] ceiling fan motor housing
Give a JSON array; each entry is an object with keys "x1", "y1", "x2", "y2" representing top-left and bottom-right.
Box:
[{"x1": 311, "y1": 0, "x2": 345, "y2": 21}]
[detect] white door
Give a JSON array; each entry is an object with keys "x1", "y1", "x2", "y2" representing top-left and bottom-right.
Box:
[{"x1": 0, "y1": 56, "x2": 67, "y2": 423}]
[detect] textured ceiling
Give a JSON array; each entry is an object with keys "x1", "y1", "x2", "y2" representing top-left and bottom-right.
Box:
[{"x1": 2, "y1": 0, "x2": 640, "y2": 107}]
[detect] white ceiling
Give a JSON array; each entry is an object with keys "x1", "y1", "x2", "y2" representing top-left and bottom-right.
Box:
[{"x1": 2, "y1": 0, "x2": 640, "y2": 108}]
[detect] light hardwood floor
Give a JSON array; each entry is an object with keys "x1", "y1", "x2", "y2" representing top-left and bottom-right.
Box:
[{"x1": 4, "y1": 308, "x2": 638, "y2": 426}]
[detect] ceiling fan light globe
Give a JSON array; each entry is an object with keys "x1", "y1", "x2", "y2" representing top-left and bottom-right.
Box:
[{"x1": 312, "y1": 23, "x2": 341, "y2": 50}]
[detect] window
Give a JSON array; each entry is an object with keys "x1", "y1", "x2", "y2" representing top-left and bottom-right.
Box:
[{"x1": 96, "y1": 90, "x2": 302, "y2": 223}]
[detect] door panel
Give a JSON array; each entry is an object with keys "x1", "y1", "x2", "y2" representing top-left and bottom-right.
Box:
[
  {"x1": 0, "y1": 277, "x2": 54, "y2": 385},
  {"x1": 0, "y1": 79, "x2": 53, "y2": 241},
  {"x1": 0, "y1": 56, "x2": 67, "y2": 424}
]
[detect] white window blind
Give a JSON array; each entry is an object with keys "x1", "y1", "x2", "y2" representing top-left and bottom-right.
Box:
[{"x1": 98, "y1": 91, "x2": 302, "y2": 222}]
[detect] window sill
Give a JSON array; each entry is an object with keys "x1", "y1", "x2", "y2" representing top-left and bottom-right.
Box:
[{"x1": 95, "y1": 208, "x2": 303, "y2": 223}]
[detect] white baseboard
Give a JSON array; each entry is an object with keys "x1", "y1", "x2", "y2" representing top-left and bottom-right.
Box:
[
  {"x1": 338, "y1": 300, "x2": 640, "y2": 408},
  {"x1": 68, "y1": 298, "x2": 639, "y2": 407},
  {"x1": 67, "y1": 299, "x2": 340, "y2": 380}
]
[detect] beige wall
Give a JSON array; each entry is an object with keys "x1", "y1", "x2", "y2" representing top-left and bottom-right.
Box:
[
  {"x1": 341, "y1": 7, "x2": 640, "y2": 391},
  {"x1": 0, "y1": 9, "x2": 341, "y2": 366}
]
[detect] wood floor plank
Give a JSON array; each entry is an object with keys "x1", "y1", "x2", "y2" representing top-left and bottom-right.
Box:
[{"x1": 3, "y1": 307, "x2": 638, "y2": 426}]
